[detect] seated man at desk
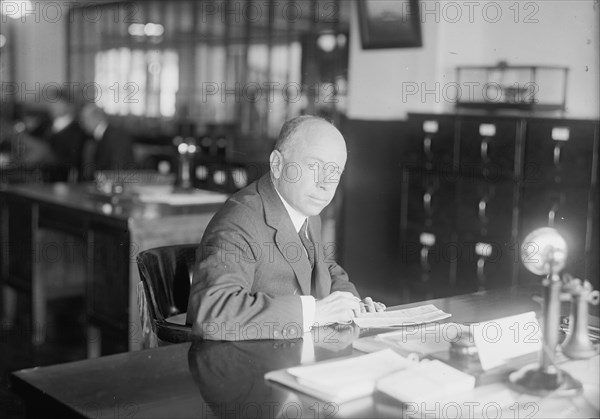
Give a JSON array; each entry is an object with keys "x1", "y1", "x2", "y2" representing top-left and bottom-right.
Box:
[
  {"x1": 187, "y1": 115, "x2": 385, "y2": 341},
  {"x1": 79, "y1": 103, "x2": 135, "y2": 179}
]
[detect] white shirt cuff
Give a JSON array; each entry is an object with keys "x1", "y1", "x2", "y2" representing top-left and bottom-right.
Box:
[{"x1": 299, "y1": 295, "x2": 316, "y2": 333}]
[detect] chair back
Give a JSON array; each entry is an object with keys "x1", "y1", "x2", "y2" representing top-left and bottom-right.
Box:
[{"x1": 136, "y1": 244, "x2": 197, "y2": 344}]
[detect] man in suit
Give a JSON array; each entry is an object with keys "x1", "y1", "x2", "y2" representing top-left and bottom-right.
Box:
[
  {"x1": 45, "y1": 90, "x2": 87, "y2": 182},
  {"x1": 79, "y1": 103, "x2": 135, "y2": 178},
  {"x1": 187, "y1": 115, "x2": 385, "y2": 341}
]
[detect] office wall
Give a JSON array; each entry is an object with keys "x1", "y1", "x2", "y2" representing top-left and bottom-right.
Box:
[
  {"x1": 347, "y1": 0, "x2": 600, "y2": 120},
  {"x1": 10, "y1": 8, "x2": 67, "y2": 92}
]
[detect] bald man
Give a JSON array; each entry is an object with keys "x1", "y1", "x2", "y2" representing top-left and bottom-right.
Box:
[{"x1": 187, "y1": 115, "x2": 385, "y2": 341}]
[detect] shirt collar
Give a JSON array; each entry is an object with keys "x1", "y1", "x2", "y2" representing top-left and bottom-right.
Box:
[
  {"x1": 51, "y1": 114, "x2": 74, "y2": 133},
  {"x1": 93, "y1": 121, "x2": 108, "y2": 142},
  {"x1": 272, "y1": 180, "x2": 307, "y2": 234}
]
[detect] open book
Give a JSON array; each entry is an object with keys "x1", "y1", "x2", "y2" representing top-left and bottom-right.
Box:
[
  {"x1": 265, "y1": 349, "x2": 413, "y2": 403},
  {"x1": 353, "y1": 304, "x2": 451, "y2": 328}
]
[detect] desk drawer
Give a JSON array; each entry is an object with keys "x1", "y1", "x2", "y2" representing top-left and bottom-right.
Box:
[
  {"x1": 458, "y1": 117, "x2": 520, "y2": 179},
  {"x1": 524, "y1": 119, "x2": 598, "y2": 186}
]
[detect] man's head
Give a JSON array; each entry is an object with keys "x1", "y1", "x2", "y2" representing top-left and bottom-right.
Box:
[
  {"x1": 45, "y1": 88, "x2": 75, "y2": 120},
  {"x1": 270, "y1": 115, "x2": 347, "y2": 217},
  {"x1": 79, "y1": 103, "x2": 107, "y2": 135}
]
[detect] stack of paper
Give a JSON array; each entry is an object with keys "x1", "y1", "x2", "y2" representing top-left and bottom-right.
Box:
[
  {"x1": 353, "y1": 304, "x2": 451, "y2": 328},
  {"x1": 352, "y1": 324, "x2": 457, "y2": 357},
  {"x1": 265, "y1": 349, "x2": 413, "y2": 403},
  {"x1": 376, "y1": 359, "x2": 476, "y2": 404}
]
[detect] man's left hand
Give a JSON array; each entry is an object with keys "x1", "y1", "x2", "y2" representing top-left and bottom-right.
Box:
[{"x1": 359, "y1": 297, "x2": 386, "y2": 313}]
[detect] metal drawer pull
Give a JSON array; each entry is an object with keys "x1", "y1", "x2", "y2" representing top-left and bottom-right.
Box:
[
  {"x1": 478, "y1": 199, "x2": 488, "y2": 221},
  {"x1": 423, "y1": 192, "x2": 432, "y2": 212},
  {"x1": 553, "y1": 144, "x2": 561, "y2": 167},
  {"x1": 481, "y1": 139, "x2": 490, "y2": 161},
  {"x1": 548, "y1": 202, "x2": 560, "y2": 226},
  {"x1": 424, "y1": 136, "x2": 432, "y2": 156}
]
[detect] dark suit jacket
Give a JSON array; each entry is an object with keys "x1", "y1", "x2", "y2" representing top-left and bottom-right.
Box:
[
  {"x1": 47, "y1": 121, "x2": 86, "y2": 182},
  {"x1": 94, "y1": 124, "x2": 135, "y2": 171},
  {"x1": 186, "y1": 174, "x2": 359, "y2": 340}
]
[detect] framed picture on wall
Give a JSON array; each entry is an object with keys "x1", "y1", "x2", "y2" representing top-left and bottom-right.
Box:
[{"x1": 358, "y1": 0, "x2": 422, "y2": 49}]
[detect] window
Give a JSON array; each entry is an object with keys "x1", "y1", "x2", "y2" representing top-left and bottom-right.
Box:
[{"x1": 68, "y1": 0, "x2": 349, "y2": 141}]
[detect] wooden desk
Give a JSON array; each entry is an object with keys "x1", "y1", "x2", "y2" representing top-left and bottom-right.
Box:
[
  {"x1": 0, "y1": 182, "x2": 226, "y2": 355},
  {"x1": 10, "y1": 287, "x2": 600, "y2": 418}
]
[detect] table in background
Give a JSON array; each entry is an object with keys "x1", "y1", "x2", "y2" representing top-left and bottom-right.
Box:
[
  {"x1": 11, "y1": 287, "x2": 600, "y2": 418},
  {"x1": 0, "y1": 182, "x2": 226, "y2": 356}
]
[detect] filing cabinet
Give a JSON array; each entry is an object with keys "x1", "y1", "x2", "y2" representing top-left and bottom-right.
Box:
[
  {"x1": 405, "y1": 113, "x2": 456, "y2": 172},
  {"x1": 457, "y1": 117, "x2": 522, "y2": 179},
  {"x1": 401, "y1": 168, "x2": 457, "y2": 234},
  {"x1": 454, "y1": 233, "x2": 518, "y2": 293},
  {"x1": 524, "y1": 119, "x2": 598, "y2": 187},
  {"x1": 403, "y1": 113, "x2": 599, "y2": 298}
]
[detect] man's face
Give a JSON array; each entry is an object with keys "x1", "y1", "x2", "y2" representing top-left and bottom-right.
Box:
[
  {"x1": 79, "y1": 108, "x2": 97, "y2": 134},
  {"x1": 272, "y1": 123, "x2": 347, "y2": 217}
]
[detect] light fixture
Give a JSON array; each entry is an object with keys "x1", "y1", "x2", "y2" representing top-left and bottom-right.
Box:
[
  {"x1": 0, "y1": 33, "x2": 6, "y2": 49},
  {"x1": 508, "y1": 227, "x2": 598, "y2": 396},
  {"x1": 0, "y1": 0, "x2": 33, "y2": 19},
  {"x1": 128, "y1": 22, "x2": 165, "y2": 38},
  {"x1": 317, "y1": 33, "x2": 337, "y2": 53}
]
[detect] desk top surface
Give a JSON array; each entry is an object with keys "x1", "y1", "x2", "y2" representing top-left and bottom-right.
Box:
[
  {"x1": 11, "y1": 287, "x2": 600, "y2": 418},
  {"x1": 0, "y1": 181, "x2": 228, "y2": 221}
]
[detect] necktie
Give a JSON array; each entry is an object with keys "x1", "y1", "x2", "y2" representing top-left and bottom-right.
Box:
[{"x1": 299, "y1": 219, "x2": 315, "y2": 270}]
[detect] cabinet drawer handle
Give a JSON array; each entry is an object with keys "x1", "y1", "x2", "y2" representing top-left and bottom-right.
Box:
[
  {"x1": 424, "y1": 136, "x2": 432, "y2": 157},
  {"x1": 481, "y1": 139, "x2": 489, "y2": 162},
  {"x1": 548, "y1": 202, "x2": 560, "y2": 226},
  {"x1": 553, "y1": 144, "x2": 561, "y2": 167},
  {"x1": 477, "y1": 257, "x2": 486, "y2": 290},
  {"x1": 423, "y1": 192, "x2": 432, "y2": 213},
  {"x1": 478, "y1": 199, "x2": 487, "y2": 222}
]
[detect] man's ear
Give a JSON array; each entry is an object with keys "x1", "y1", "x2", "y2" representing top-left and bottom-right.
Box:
[{"x1": 270, "y1": 150, "x2": 283, "y2": 179}]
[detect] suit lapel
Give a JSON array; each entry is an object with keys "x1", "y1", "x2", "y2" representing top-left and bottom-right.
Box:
[{"x1": 258, "y1": 175, "x2": 312, "y2": 295}]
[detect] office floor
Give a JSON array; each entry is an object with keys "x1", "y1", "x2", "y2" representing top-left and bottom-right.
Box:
[{"x1": 1, "y1": 297, "x2": 88, "y2": 419}]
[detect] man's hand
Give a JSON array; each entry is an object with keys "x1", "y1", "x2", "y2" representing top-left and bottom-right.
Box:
[
  {"x1": 359, "y1": 296, "x2": 386, "y2": 313},
  {"x1": 314, "y1": 291, "x2": 361, "y2": 326}
]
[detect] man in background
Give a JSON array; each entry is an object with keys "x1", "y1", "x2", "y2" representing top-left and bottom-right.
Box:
[
  {"x1": 187, "y1": 115, "x2": 385, "y2": 341},
  {"x1": 79, "y1": 103, "x2": 135, "y2": 179},
  {"x1": 44, "y1": 88, "x2": 87, "y2": 182}
]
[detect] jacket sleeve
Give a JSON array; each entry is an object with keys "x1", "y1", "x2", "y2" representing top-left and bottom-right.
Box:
[
  {"x1": 328, "y1": 261, "x2": 360, "y2": 297},
  {"x1": 186, "y1": 206, "x2": 304, "y2": 341}
]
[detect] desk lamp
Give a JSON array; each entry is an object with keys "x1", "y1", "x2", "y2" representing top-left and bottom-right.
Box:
[{"x1": 509, "y1": 227, "x2": 599, "y2": 396}]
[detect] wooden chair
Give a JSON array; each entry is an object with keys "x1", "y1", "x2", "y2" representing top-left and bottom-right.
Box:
[{"x1": 136, "y1": 244, "x2": 197, "y2": 347}]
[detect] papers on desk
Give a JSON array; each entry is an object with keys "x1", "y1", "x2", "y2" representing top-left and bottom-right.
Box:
[
  {"x1": 265, "y1": 349, "x2": 476, "y2": 405},
  {"x1": 353, "y1": 304, "x2": 451, "y2": 328},
  {"x1": 352, "y1": 323, "x2": 458, "y2": 358},
  {"x1": 377, "y1": 359, "x2": 476, "y2": 404},
  {"x1": 265, "y1": 349, "x2": 412, "y2": 403},
  {"x1": 471, "y1": 311, "x2": 541, "y2": 370}
]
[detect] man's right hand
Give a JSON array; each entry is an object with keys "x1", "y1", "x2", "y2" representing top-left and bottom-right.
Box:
[{"x1": 314, "y1": 291, "x2": 361, "y2": 326}]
